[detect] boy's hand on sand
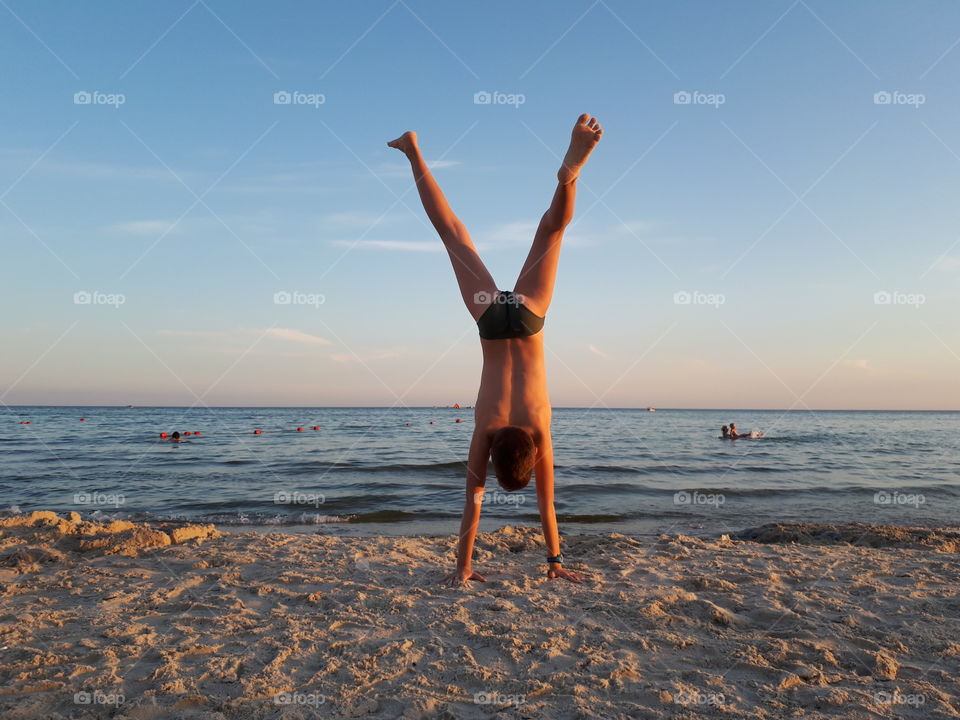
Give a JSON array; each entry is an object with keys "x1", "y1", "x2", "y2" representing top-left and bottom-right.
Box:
[
  {"x1": 547, "y1": 566, "x2": 583, "y2": 583},
  {"x1": 440, "y1": 567, "x2": 486, "y2": 586}
]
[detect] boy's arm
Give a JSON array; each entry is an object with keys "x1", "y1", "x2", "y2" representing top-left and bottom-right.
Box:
[
  {"x1": 441, "y1": 432, "x2": 490, "y2": 586},
  {"x1": 534, "y1": 436, "x2": 583, "y2": 582}
]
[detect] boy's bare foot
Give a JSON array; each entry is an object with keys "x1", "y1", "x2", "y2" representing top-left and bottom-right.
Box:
[
  {"x1": 558, "y1": 114, "x2": 603, "y2": 184},
  {"x1": 387, "y1": 131, "x2": 418, "y2": 156}
]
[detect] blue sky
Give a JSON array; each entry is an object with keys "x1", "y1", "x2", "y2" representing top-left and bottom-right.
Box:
[{"x1": 2, "y1": 0, "x2": 960, "y2": 409}]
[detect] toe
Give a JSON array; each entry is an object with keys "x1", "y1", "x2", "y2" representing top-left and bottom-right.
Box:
[{"x1": 577, "y1": 113, "x2": 590, "y2": 125}]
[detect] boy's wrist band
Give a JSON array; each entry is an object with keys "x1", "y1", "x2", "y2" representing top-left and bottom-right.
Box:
[{"x1": 546, "y1": 554, "x2": 563, "y2": 564}]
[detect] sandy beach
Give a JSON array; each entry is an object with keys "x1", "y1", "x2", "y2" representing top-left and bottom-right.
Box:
[{"x1": 1, "y1": 511, "x2": 958, "y2": 719}]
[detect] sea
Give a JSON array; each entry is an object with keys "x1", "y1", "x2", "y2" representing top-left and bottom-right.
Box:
[{"x1": 3, "y1": 406, "x2": 958, "y2": 537}]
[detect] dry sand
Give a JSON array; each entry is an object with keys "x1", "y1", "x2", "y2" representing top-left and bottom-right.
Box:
[{"x1": 1, "y1": 511, "x2": 958, "y2": 719}]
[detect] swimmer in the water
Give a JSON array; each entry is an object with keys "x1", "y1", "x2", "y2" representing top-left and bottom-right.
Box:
[
  {"x1": 730, "y1": 423, "x2": 764, "y2": 439},
  {"x1": 721, "y1": 425, "x2": 731, "y2": 439},
  {"x1": 170, "y1": 431, "x2": 182, "y2": 443},
  {"x1": 389, "y1": 114, "x2": 603, "y2": 586}
]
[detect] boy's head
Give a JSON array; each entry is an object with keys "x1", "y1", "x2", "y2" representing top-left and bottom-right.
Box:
[
  {"x1": 171, "y1": 431, "x2": 181, "y2": 439},
  {"x1": 490, "y1": 426, "x2": 536, "y2": 491}
]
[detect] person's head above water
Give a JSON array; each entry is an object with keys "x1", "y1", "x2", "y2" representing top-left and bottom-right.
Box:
[
  {"x1": 721, "y1": 425, "x2": 729, "y2": 435},
  {"x1": 490, "y1": 426, "x2": 536, "y2": 492},
  {"x1": 171, "y1": 431, "x2": 181, "y2": 441}
]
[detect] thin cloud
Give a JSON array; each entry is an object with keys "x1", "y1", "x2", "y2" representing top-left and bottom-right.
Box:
[
  {"x1": 587, "y1": 344, "x2": 607, "y2": 358},
  {"x1": 265, "y1": 328, "x2": 330, "y2": 346},
  {"x1": 332, "y1": 239, "x2": 441, "y2": 252}
]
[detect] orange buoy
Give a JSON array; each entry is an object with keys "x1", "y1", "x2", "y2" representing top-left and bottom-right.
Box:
[
  {"x1": 80, "y1": 418, "x2": 86, "y2": 421},
  {"x1": 455, "y1": 418, "x2": 462, "y2": 423},
  {"x1": 160, "y1": 432, "x2": 169, "y2": 438},
  {"x1": 253, "y1": 429, "x2": 262, "y2": 434},
  {"x1": 23, "y1": 421, "x2": 30, "y2": 424},
  {"x1": 405, "y1": 423, "x2": 411, "y2": 426},
  {"x1": 429, "y1": 421, "x2": 435, "y2": 424},
  {"x1": 297, "y1": 427, "x2": 304, "y2": 432},
  {"x1": 183, "y1": 431, "x2": 192, "y2": 436},
  {"x1": 312, "y1": 426, "x2": 319, "y2": 430},
  {"x1": 194, "y1": 431, "x2": 201, "y2": 436}
]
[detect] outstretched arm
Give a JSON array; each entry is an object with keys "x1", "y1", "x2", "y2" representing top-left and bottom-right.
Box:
[
  {"x1": 388, "y1": 131, "x2": 496, "y2": 321},
  {"x1": 441, "y1": 431, "x2": 491, "y2": 586},
  {"x1": 534, "y1": 436, "x2": 583, "y2": 583}
]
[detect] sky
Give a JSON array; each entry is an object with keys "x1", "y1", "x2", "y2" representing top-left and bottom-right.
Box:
[{"x1": 2, "y1": 0, "x2": 960, "y2": 409}]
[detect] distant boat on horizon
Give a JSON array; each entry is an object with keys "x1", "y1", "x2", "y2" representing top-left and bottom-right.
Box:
[{"x1": 647, "y1": 407, "x2": 656, "y2": 412}]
